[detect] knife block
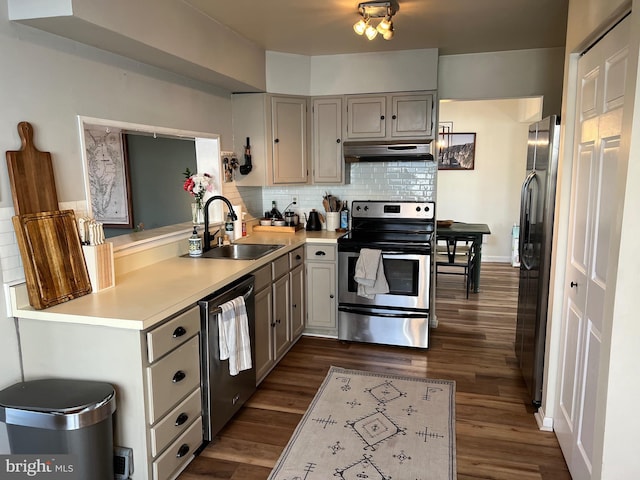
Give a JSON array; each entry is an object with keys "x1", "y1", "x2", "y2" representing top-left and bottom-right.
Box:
[{"x1": 82, "y1": 243, "x2": 115, "y2": 292}]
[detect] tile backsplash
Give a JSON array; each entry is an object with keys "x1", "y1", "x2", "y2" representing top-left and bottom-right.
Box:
[{"x1": 260, "y1": 161, "x2": 437, "y2": 219}]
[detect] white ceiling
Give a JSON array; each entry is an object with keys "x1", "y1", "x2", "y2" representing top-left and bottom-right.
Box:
[{"x1": 183, "y1": 0, "x2": 569, "y2": 56}]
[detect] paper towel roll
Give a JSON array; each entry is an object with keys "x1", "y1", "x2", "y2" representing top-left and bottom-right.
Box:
[{"x1": 233, "y1": 205, "x2": 243, "y2": 240}]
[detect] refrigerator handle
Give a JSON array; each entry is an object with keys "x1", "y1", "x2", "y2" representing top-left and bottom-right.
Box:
[{"x1": 519, "y1": 171, "x2": 536, "y2": 269}]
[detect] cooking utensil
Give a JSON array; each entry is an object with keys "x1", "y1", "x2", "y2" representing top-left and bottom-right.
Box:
[
  {"x1": 6, "y1": 121, "x2": 59, "y2": 215},
  {"x1": 13, "y1": 210, "x2": 92, "y2": 309}
]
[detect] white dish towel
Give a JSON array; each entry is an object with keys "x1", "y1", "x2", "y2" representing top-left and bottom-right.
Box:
[
  {"x1": 354, "y1": 248, "x2": 389, "y2": 299},
  {"x1": 218, "y1": 295, "x2": 252, "y2": 376}
]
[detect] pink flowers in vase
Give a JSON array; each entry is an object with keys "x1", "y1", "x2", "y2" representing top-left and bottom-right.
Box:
[{"x1": 183, "y1": 168, "x2": 213, "y2": 209}]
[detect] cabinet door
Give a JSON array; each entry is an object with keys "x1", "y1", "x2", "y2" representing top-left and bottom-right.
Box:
[
  {"x1": 312, "y1": 97, "x2": 343, "y2": 184},
  {"x1": 305, "y1": 262, "x2": 337, "y2": 334},
  {"x1": 272, "y1": 274, "x2": 291, "y2": 361},
  {"x1": 346, "y1": 95, "x2": 386, "y2": 139},
  {"x1": 254, "y1": 287, "x2": 274, "y2": 384},
  {"x1": 391, "y1": 93, "x2": 433, "y2": 138},
  {"x1": 271, "y1": 96, "x2": 308, "y2": 184},
  {"x1": 290, "y1": 264, "x2": 305, "y2": 340}
]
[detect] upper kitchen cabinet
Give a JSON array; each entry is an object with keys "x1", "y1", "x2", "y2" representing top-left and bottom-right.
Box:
[
  {"x1": 312, "y1": 97, "x2": 345, "y2": 185},
  {"x1": 232, "y1": 94, "x2": 309, "y2": 186},
  {"x1": 344, "y1": 92, "x2": 436, "y2": 141}
]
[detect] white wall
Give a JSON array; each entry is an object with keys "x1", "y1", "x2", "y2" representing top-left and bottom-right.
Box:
[
  {"x1": 437, "y1": 99, "x2": 535, "y2": 262},
  {"x1": 266, "y1": 49, "x2": 439, "y2": 95},
  {"x1": 0, "y1": 0, "x2": 236, "y2": 392},
  {"x1": 439, "y1": 47, "x2": 565, "y2": 117},
  {"x1": 542, "y1": 0, "x2": 640, "y2": 478}
]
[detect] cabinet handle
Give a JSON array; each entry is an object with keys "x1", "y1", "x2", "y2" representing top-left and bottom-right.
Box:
[
  {"x1": 296, "y1": 254, "x2": 302, "y2": 260},
  {"x1": 176, "y1": 444, "x2": 190, "y2": 458},
  {"x1": 271, "y1": 322, "x2": 276, "y2": 327},
  {"x1": 570, "y1": 281, "x2": 578, "y2": 288},
  {"x1": 175, "y1": 413, "x2": 189, "y2": 426},
  {"x1": 172, "y1": 370, "x2": 186, "y2": 383},
  {"x1": 336, "y1": 138, "x2": 341, "y2": 144},
  {"x1": 293, "y1": 303, "x2": 297, "y2": 309},
  {"x1": 330, "y1": 294, "x2": 334, "y2": 299},
  {"x1": 315, "y1": 250, "x2": 326, "y2": 256},
  {"x1": 276, "y1": 318, "x2": 281, "y2": 324},
  {"x1": 172, "y1": 326, "x2": 187, "y2": 338},
  {"x1": 392, "y1": 114, "x2": 397, "y2": 120},
  {"x1": 274, "y1": 138, "x2": 280, "y2": 143}
]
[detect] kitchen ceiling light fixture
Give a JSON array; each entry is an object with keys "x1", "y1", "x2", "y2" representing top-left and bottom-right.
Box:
[{"x1": 353, "y1": 1, "x2": 398, "y2": 41}]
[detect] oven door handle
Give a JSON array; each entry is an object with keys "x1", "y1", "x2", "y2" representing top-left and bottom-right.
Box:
[
  {"x1": 338, "y1": 306, "x2": 429, "y2": 319},
  {"x1": 380, "y1": 252, "x2": 427, "y2": 257}
]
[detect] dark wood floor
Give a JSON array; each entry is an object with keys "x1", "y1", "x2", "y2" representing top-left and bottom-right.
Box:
[{"x1": 179, "y1": 263, "x2": 571, "y2": 479}]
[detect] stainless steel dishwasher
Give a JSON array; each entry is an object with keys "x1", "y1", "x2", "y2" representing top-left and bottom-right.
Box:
[{"x1": 199, "y1": 275, "x2": 256, "y2": 441}]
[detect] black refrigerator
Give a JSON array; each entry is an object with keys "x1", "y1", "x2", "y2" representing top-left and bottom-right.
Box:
[{"x1": 515, "y1": 115, "x2": 560, "y2": 407}]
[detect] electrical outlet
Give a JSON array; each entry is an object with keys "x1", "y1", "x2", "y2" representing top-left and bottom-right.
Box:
[{"x1": 292, "y1": 196, "x2": 298, "y2": 204}]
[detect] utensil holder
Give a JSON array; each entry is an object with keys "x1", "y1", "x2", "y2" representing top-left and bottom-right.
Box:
[
  {"x1": 326, "y1": 212, "x2": 340, "y2": 232},
  {"x1": 82, "y1": 243, "x2": 115, "y2": 292}
]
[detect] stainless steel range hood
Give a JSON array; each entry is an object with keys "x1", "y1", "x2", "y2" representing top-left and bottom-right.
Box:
[{"x1": 343, "y1": 140, "x2": 434, "y2": 163}]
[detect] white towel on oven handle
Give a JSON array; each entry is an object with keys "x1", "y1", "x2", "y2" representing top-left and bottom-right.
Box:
[
  {"x1": 354, "y1": 248, "x2": 389, "y2": 299},
  {"x1": 219, "y1": 295, "x2": 252, "y2": 376}
]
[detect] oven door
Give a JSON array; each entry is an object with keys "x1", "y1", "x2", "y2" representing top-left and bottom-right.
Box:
[{"x1": 338, "y1": 250, "x2": 430, "y2": 309}]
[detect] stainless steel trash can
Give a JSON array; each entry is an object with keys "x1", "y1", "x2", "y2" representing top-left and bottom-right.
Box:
[{"x1": 0, "y1": 379, "x2": 116, "y2": 480}]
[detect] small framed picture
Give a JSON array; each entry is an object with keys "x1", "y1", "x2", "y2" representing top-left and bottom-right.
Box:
[
  {"x1": 438, "y1": 132, "x2": 476, "y2": 170},
  {"x1": 83, "y1": 126, "x2": 134, "y2": 227}
]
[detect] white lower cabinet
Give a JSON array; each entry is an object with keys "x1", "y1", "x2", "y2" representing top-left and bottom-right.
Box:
[
  {"x1": 254, "y1": 247, "x2": 306, "y2": 384},
  {"x1": 16, "y1": 305, "x2": 203, "y2": 480},
  {"x1": 305, "y1": 244, "x2": 338, "y2": 336}
]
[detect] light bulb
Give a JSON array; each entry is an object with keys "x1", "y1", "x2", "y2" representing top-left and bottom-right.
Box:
[
  {"x1": 353, "y1": 18, "x2": 367, "y2": 35},
  {"x1": 376, "y1": 16, "x2": 392, "y2": 34},
  {"x1": 383, "y1": 27, "x2": 394, "y2": 40},
  {"x1": 365, "y1": 24, "x2": 378, "y2": 40}
]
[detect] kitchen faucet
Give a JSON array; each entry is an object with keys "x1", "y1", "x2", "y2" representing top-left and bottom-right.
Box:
[{"x1": 203, "y1": 195, "x2": 237, "y2": 252}]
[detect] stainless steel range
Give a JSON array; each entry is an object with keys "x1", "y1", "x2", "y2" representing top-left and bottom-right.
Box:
[{"x1": 338, "y1": 200, "x2": 435, "y2": 348}]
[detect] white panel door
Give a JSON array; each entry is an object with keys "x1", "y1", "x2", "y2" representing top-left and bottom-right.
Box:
[{"x1": 554, "y1": 17, "x2": 628, "y2": 479}]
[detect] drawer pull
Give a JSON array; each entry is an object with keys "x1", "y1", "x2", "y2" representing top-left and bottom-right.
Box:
[
  {"x1": 176, "y1": 444, "x2": 190, "y2": 458},
  {"x1": 172, "y1": 370, "x2": 186, "y2": 383},
  {"x1": 175, "y1": 413, "x2": 189, "y2": 426},
  {"x1": 295, "y1": 254, "x2": 302, "y2": 260},
  {"x1": 315, "y1": 250, "x2": 326, "y2": 256},
  {"x1": 172, "y1": 326, "x2": 187, "y2": 338}
]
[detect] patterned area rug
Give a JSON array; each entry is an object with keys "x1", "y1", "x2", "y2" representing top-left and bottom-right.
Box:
[{"x1": 269, "y1": 366, "x2": 456, "y2": 480}]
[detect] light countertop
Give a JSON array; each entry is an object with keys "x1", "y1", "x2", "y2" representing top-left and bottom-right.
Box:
[{"x1": 10, "y1": 229, "x2": 344, "y2": 331}]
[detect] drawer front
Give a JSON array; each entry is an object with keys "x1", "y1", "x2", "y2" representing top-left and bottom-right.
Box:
[
  {"x1": 150, "y1": 388, "x2": 202, "y2": 457},
  {"x1": 147, "y1": 306, "x2": 200, "y2": 363},
  {"x1": 305, "y1": 244, "x2": 336, "y2": 262},
  {"x1": 152, "y1": 416, "x2": 203, "y2": 480},
  {"x1": 253, "y1": 264, "x2": 272, "y2": 292},
  {"x1": 147, "y1": 335, "x2": 200, "y2": 424},
  {"x1": 272, "y1": 254, "x2": 289, "y2": 280},
  {"x1": 289, "y1": 247, "x2": 304, "y2": 269}
]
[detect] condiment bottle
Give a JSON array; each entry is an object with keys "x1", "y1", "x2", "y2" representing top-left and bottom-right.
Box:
[{"x1": 340, "y1": 202, "x2": 349, "y2": 229}]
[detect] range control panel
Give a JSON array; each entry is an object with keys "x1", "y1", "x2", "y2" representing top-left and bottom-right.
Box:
[{"x1": 351, "y1": 200, "x2": 435, "y2": 220}]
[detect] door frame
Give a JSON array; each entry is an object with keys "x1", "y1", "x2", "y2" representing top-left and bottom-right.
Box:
[{"x1": 542, "y1": 6, "x2": 640, "y2": 478}]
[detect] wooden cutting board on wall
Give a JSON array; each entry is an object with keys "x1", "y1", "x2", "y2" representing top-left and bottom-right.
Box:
[
  {"x1": 13, "y1": 210, "x2": 92, "y2": 310},
  {"x1": 6, "y1": 121, "x2": 59, "y2": 215}
]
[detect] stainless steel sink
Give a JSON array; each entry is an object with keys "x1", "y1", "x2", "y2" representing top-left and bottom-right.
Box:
[{"x1": 197, "y1": 243, "x2": 283, "y2": 260}]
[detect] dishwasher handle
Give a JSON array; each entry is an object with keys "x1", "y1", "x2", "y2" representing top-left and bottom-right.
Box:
[{"x1": 205, "y1": 284, "x2": 254, "y2": 317}]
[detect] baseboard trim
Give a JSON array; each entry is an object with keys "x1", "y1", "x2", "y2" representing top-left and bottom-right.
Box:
[{"x1": 535, "y1": 407, "x2": 554, "y2": 431}]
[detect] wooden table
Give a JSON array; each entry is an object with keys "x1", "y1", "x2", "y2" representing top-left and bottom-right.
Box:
[{"x1": 436, "y1": 222, "x2": 491, "y2": 292}]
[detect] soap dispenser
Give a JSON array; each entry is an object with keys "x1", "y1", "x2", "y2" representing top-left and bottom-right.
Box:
[{"x1": 188, "y1": 226, "x2": 203, "y2": 257}]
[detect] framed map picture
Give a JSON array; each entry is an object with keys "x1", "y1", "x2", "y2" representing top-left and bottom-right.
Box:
[{"x1": 83, "y1": 126, "x2": 134, "y2": 227}]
